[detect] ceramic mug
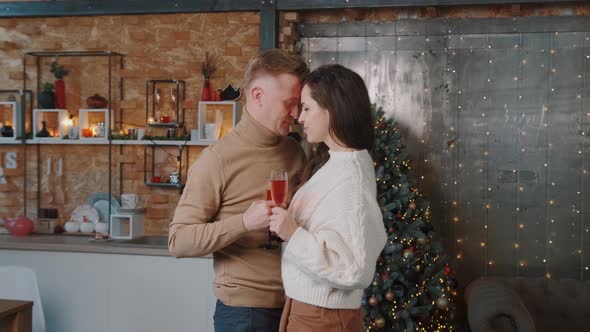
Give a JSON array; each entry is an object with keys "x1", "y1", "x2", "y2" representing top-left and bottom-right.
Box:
[
  {"x1": 68, "y1": 126, "x2": 79, "y2": 139},
  {"x1": 121, "y1": 193, "x2": 139, "y2": 208}
]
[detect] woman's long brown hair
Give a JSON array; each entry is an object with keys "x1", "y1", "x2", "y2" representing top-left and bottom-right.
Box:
[{"x1": 300, "y1": 64, "x2": 374, "y2": 182}]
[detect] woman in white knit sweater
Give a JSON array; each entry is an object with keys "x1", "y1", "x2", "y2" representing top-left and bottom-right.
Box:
[{"x1": 269, "y1": 64, "x2": 387, "y2": 332}]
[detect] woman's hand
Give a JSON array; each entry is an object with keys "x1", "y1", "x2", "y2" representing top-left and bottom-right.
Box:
[{"x1": 269, "y1": 207, "x2": 299, "y2": 241}]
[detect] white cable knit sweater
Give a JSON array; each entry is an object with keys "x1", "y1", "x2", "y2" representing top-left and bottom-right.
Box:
[{"x1": 282, "y1": 149, "x2": 387, "y2": 309}]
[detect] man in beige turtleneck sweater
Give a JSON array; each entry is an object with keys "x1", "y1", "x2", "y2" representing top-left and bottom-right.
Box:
[{"x1": 169, "y1": 49, "x2": 307, "y2": 332}]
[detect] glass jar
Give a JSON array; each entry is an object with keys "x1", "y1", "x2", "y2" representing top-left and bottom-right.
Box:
[
  {"x1": 169, "y1": 171, "x2": 180, "y2": 184},
  {"x1": 97, "y1": 122, "x2": 105, "y2": 138}
]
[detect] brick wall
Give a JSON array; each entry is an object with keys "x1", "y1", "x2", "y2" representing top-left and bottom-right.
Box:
[{"x1": 0, "y1": 13, "x2": 259, "y2": 234}]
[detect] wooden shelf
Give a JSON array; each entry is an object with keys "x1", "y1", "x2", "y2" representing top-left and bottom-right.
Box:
[
  {"x1": 0, "y1": 139, "x2": 23, "y2": 145},
  {"x1": 145, "y1": 182, "x2": 184, "y2": 189},
  {"x1": 147, "y1": 122, "x2": 181, "y2": 128},
  {"x1": 26, "y1": 138, "x2": 109, "y2": 145},
  {"x1": 22, "y1": 139, "x2": 209, "y2": 146}
]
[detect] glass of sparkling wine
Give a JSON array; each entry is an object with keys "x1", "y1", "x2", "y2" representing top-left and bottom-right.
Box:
[{"x1": 264, "y1": 169, "x2": 288, "y2": 249}]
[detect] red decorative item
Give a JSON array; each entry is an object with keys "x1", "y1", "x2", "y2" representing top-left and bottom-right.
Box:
[
  {"x1": 380, "y1": 272, "x2": 390, "y2": 281},
  {"x1": 3, "y1": 215, "x2": 34, "y2": 237},
  {"x1": 444, "y1": 265, "x2": 452, "y2": 276},
  {"x1": 151, "y1": 176, "x2": 161, "y2": 183},
  {"x1": 201, "y1": 52, "x2": 215, "y2": 101},
  {"x1": 201, "y1": 79, "x2": 211, "y2": 101},
  {"x1": 396, "y1": 213, "x2": 403, "y2": 219},
  {"x1": 214, "y1": 89, "x2": 222, "y2": 101},
  {"x1": 54, "y1": 79, "x2": 66, "y2": 108}
]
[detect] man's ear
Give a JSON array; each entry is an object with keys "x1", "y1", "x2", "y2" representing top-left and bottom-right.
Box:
[{"x1": 250, "y1": 85, "x2": 263, "y2": 107}]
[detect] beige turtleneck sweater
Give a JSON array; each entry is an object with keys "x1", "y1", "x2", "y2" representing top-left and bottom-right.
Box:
[{"x1": 169, "y1": 109, "x2": 305, "y2": 308}]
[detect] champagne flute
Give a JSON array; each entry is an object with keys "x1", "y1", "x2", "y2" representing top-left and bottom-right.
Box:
[{"x1": 264, "y1": 169, "x2": 288, "y2": 249}]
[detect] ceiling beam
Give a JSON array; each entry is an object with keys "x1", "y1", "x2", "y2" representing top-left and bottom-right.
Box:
[
  {"x1": 0, "y1": 0, "x2": 262, "y2": 18},
  {"x1": 1, "y1": 0, "x2": 586, "y2": 18},
  {"x1": 278, "y1": 0, "x2": 587, "y2": 10}
]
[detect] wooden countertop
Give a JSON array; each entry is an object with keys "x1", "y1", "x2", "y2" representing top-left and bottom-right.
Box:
[
  {"x1": 0, "y1": 299, "x2": 33, "y2": 319},
  {"x1": 0, "y1": 234, "x2": 177, "y2": 257}
]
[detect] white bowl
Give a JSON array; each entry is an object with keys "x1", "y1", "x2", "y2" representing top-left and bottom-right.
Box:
[
  {"x1": 80, "y1": 222, "x2": 95, "y2": 233},
  {"x1": 64, "y1": 221, "x2": 80, "y2": 233},
  {"x1": 95, "y1": 222, "x2": 109, "y2": 235}
]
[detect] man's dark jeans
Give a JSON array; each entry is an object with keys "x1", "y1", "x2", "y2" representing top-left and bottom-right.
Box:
[{"x1": 214, "y1": 300, "x2": 282, "y2": 332}]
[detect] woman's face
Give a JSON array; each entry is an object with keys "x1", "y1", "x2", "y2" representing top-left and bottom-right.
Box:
[{"x1": 298, "y1": 85, "x2": 331, "y2": 145}]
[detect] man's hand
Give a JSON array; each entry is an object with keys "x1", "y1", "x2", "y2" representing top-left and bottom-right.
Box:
[
  {"x1": 242, "y1": 200, "x2": 275, "y2": 231},
  {"x1": 269, "y1": 207, "x2": 299, "y2": 241}
]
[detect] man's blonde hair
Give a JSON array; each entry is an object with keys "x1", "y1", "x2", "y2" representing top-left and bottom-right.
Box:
[{"x1": 242, "y1": 49, "x2": 308, "y2": 100}]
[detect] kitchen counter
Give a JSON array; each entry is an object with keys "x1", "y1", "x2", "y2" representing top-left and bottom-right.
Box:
[{"x1": 0, "y1": 234, "x2": 178, "y2": 257}]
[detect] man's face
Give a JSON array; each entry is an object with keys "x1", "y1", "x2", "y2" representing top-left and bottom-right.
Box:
[{"x1": 258, "y1": 73, "x2": 302, "y2": 136}]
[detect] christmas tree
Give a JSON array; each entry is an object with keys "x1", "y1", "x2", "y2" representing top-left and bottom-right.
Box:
[{"x1": 363, "y1": 105, "x2": 458, "y2": 332}]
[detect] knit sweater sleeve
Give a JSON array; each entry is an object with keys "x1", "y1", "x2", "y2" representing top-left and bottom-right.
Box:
[
  {"x1": 283, "y1": 180, "x2": 384, "y2": 290},
  {"x1": 168, "y1": 148, "x2": 247, "y2": 257}
]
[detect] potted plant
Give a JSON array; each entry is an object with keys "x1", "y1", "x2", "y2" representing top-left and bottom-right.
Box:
[
  {"x1": 38, "y1": 82, "x2": 55, "y2": 109},
  {"x1": 50, "y1": 58, "x2": 69, "y2": 109}
]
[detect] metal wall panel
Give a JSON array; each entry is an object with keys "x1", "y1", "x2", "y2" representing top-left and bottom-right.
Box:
[{"x1": 301, "y1": 18, "x2": 590, "y2": 285}]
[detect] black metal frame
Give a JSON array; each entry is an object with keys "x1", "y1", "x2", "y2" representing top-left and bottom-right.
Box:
[
  {"x1": 2, "y1": 1, "x2": 583, "y2": 50},
  {"x1": 0, "y1": 89, "x2": 32, "y2": 217},
  {"x1": 143, "y1": 79, "x2": 189, "y2": 191},
  {"x1": 23, "y1": 51, "x2": 124, "y2": 219},
  {"x1": 145, "y1": 79, "x2": 186, "y2": 129},
  {"x1": 143, "y1": 144, "x2": 188, "y2": 194},
  {"x1": 276, "y1": 0, "x2": 584, "y2": 10}
]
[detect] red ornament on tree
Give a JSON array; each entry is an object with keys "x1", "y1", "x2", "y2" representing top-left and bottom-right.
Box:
[
  {"x1": 444, "y1": 265, "x2": 452, "y2": 276},
  {"x1": 396, "y1": 213, "x2": 403, "y2": 219},
  {"x1": 380, "y1": 271, "x2": 390, "y2": 281}
]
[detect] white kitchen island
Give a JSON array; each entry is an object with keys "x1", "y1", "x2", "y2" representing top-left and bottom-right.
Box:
[{"x1": 0, "y1": 235, "x2": 215, "y2": 332}]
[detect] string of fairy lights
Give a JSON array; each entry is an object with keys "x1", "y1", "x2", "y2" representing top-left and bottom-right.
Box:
[
  {"x1": 580, "y1": 34, "x2": 587, "y2": 280},
  {"x1": 448, "y1": 34, "x2": 460, "y2": 273},
  {"x1": 545, "y1": 34, "x2": 554, "y2": 279},
  {"x1": 301, "y1": 22, "x2": 590, "y2": 289}
]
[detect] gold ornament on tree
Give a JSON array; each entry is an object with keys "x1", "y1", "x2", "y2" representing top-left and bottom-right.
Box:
[
  {"x1": 385, "y1": 290, "x2": 394, "y2": 301},
  {"x1": 403, "y1": 249, "x2": 414, "y2": 259},
  {"x1": 374, "y1": 317, "x2": 386, "y2": 328},
  {"x1": 368, "y1": 296, "x2": 378, "y2": 306},
  {"x1": 436, "y1": 296, "x2": 449, "y2": 309},
  {"x1": 409, "y1": 202, "x2": 416, "y2": 210}
]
